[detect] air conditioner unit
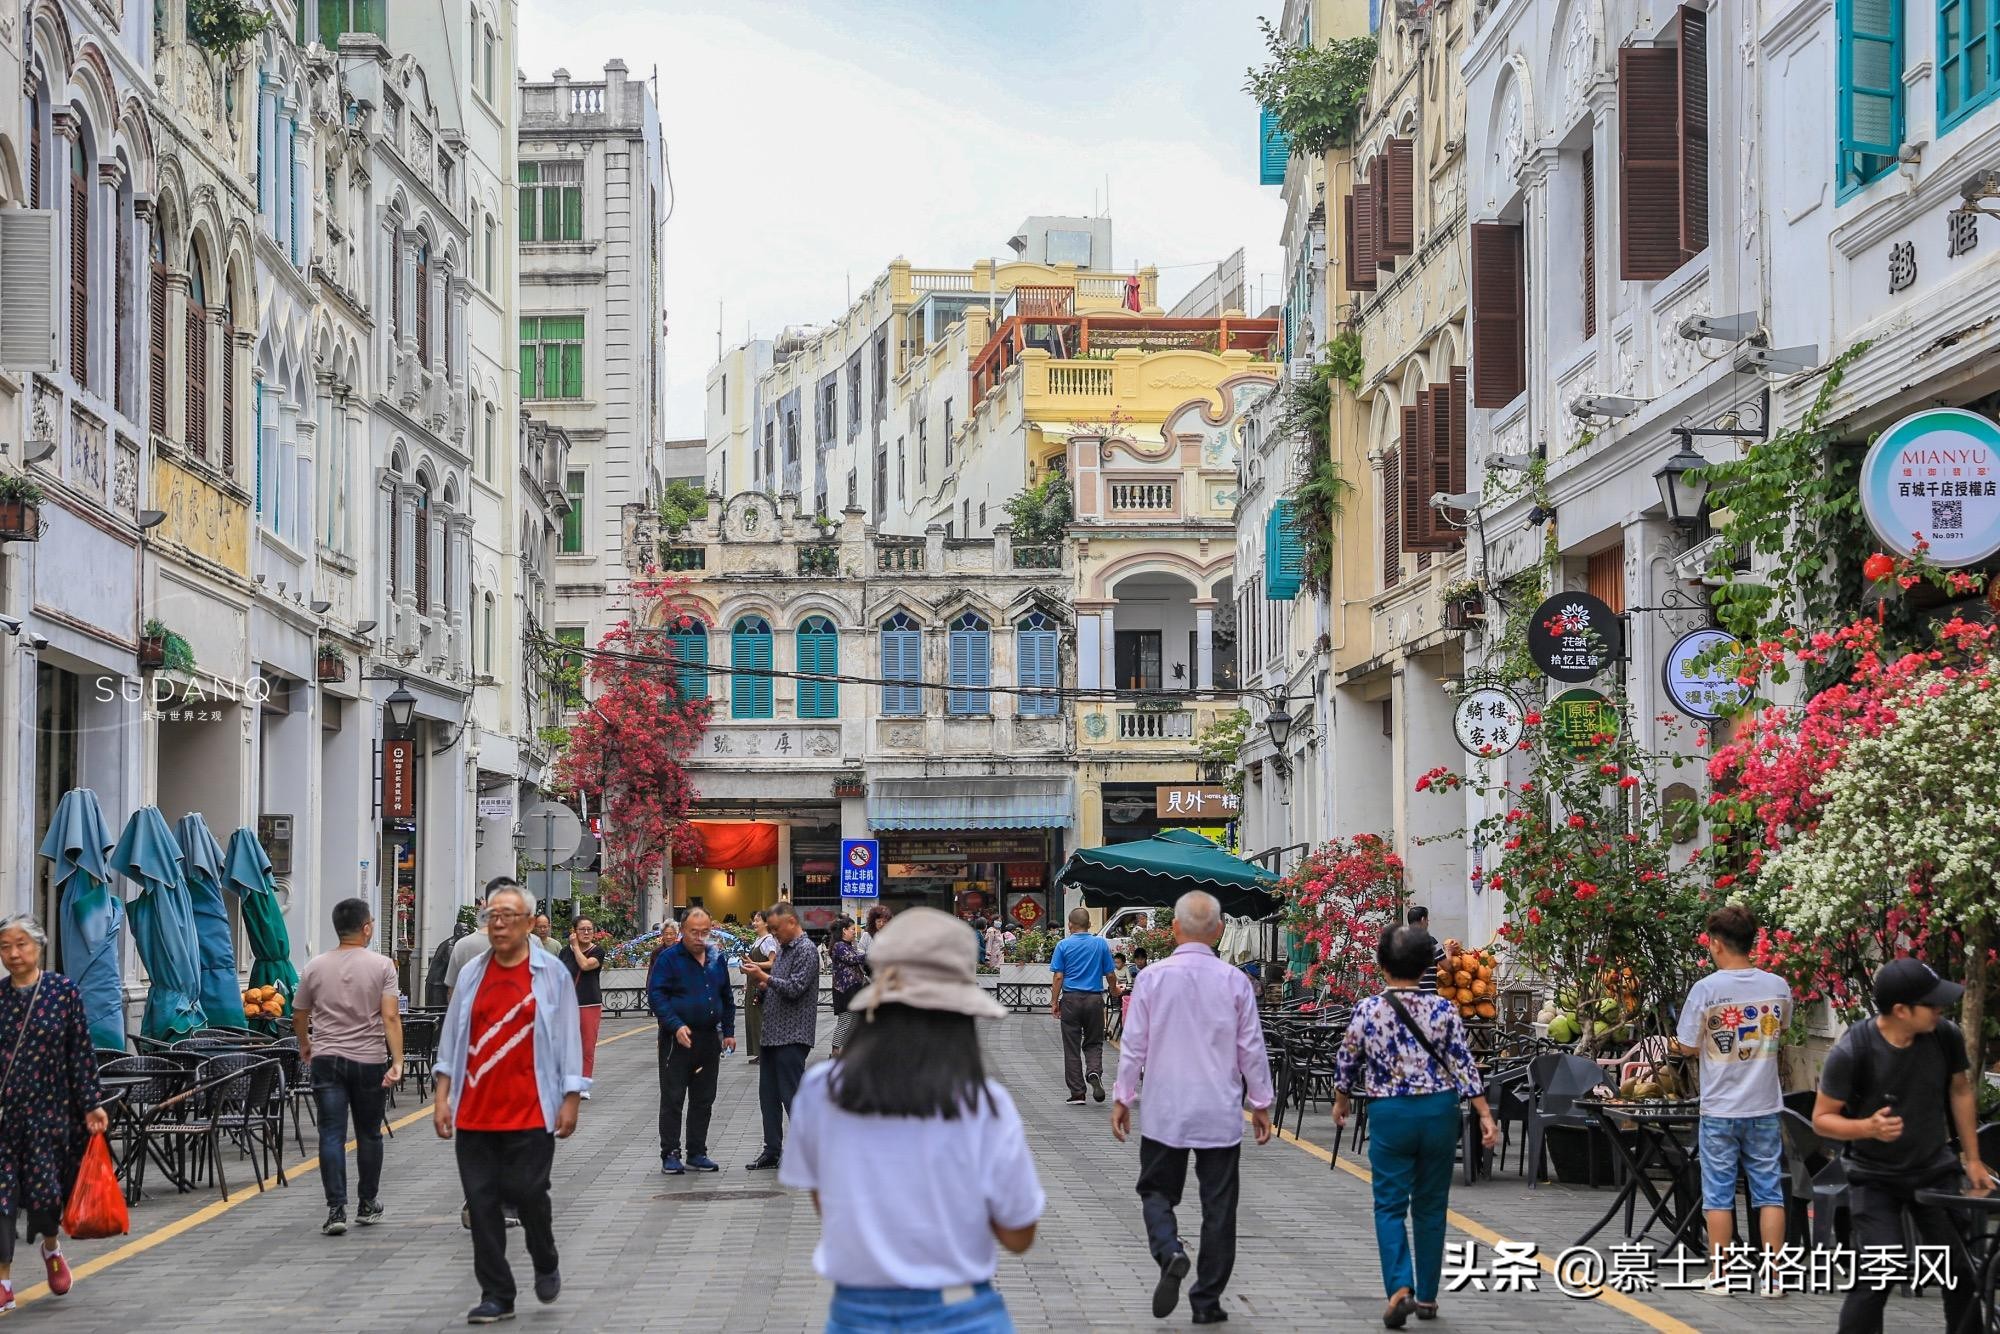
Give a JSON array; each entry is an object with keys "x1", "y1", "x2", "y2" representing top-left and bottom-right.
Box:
[{"x1": 1288, "y1": 357, "x2": 1315, "y2": 384}]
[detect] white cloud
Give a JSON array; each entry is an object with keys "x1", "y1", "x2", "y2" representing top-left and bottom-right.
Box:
[{"x1": 519, "y1": 1, "x2": 1287, "y2": 436}]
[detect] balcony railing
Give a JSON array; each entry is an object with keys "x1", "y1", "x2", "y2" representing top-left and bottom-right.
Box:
[
  {"x1": 1011, "y1": 544, "x2": 1061, "y2": 569},
  {"x1": 876, "y1": 540, "x2": 925, "y2": 572},
  {"x1": 798, "y1": 544, "x2": 840, "y2": 575},
  {"x1": 1014, "y1": 285, "x2": 1075, "y2": 317},
  {"x1": 1117, "y1": 709, "x2": 1195, "y2": 741},
  {"x1": 1108, "y1": 481, "x2": 1176, "y2": 513},
  {"x1": 909, "y1": 268, "x2": 976, "y2": 293},
  {"x1": 658, "y1": 544, "x2": 705, "y2": 572},
  {"x1": 1048, "y1": 364, "x2": 1115, "y2": 397}
]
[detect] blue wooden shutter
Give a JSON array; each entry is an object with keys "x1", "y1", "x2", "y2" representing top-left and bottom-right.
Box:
[
  {"x1": 948, "y1": 617, "x2": 990, "y2": 715},
  {"x1": 881, "y1": 623, "x2": 921, "y2": 716},
  {"x1": 731, "y1": 618, "x2": 772, "y2": 719},
  {"x1": 797, "y1": 618, "x2": 838, "y2": 719},
  {"x1": 666, "y1": 627, "x2": 707, "y2": 702},
  {"x1": 1266, "y1": 500, "x2": 1305, "y2": 600},
  {"x1": 1838, "y1": 0, "x2": 1902, "y2": 195},
  {"x1": 1259, "y1": 105, "x2": 1290, "y2": 186},
  {"x1": 1018, "y1": 621, "x2": 1058, "y2": 716}
]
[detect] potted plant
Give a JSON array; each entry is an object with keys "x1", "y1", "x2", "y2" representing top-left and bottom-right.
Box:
[
  {"x1": 831, "y1": 775, "x2": 864, "y2": 799},
  {"x1": 139, "y1": 618, "x2": 169, "y2": 671},
  {"x1": 316, "y1": 644, "x2": 348, "y2": 683},
  {"x1": 0, "y1": 475, "x2": 45, "y2": 542},
  {"x1": 1441, "y1": 577, "x2": 1485, "y2": 632}
]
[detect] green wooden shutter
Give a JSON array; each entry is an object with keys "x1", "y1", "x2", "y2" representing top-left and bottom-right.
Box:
[
  {"x1": 797, "y1": 618, "x2": 838, "y2": 719},
  {"x1": 519, "y1": 317, "x2": 536, "y2": 398},
  {"x1": 1259, "y1": 105, "x2": 1290, "y2": 185},
  {"x1": 563, "y1": 188, "x2": 583, "y2": 240},
  {"x1": 731, "y1": 618, "x2": 773, "y2": 719},
  {"x1": 518, "y1": 163, "x2": 537, "y2": 240},
  {"x1": 1839, "y1": 0, "x2": 1902, "y2": 194}
]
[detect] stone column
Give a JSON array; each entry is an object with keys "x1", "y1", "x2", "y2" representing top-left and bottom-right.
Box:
[
  {"x1": 377, "y1": 471, "x2": 400, "y2": 624},
  {"x1": 1098, "y1": 605, "x2": 1116, "y2": 693},
  {"x1": 291, "y1": 116, "x2": 312, "y2": 268},
  {"x1": 775, "y1": 823, "x2": 793, "y2": 895},
  {"x1": 1075, "y1": 608, "x2": 1101, "y2": 692},
  {"x1": 163, "y1": 271, "x2": 190, "y2": 442}
]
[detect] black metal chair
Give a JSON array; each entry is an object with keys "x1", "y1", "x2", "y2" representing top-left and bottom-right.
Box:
[
  {"x1": 400, "y1": 1015, "x2": 441, "y2": 1101},
  {"x1": 98, "y1": 1055, "x2": 193, "y2": 1203},
  {"x1": 1525, "y1": 1053, "x2": 1610, "y2": 1187},
  {"x1": 264, "y1": 1037, "x2": 318, "y2": 1155},
  {"x1": 208, "y1": 1055, "x2": 287, "y2": 1188}
]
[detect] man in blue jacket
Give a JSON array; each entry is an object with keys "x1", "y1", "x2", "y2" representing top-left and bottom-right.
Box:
[{"x1": 648, "y1": 907, "x2": 736, "y2": 1174}]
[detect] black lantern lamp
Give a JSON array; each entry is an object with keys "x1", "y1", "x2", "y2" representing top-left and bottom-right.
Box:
[
  {"x1": 383, "y1": 681, "x2": 418, "y2": 738},
  {"x1": 1654, "y1": 437, "x2": 1712, "y2": 528},
  {"x1": 1264, "y1": 701, "x2": 1294, "y2": 751}
]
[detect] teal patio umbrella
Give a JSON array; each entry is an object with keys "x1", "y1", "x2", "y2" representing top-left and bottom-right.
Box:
[
  {"x1": 111, "y1": 806, "x2": 208, "y2": 1041},
  {"x1": 224, "y1": 827, "x2": 296, "y2": 1033},
  {"x1": 1056, "y1": 829, "x2": 1282, "y2": 919},
  {"x1": 176, "y1": 813, "x2": 244, "y2": 1027},
  {"x1": 38, "y1": 789, "x2": 126, "y2": 1051}
]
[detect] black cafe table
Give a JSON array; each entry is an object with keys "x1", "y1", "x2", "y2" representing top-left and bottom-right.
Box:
[
  {"x1": 1911, "y1": 1186, "x2": 2000, "y2": 1334},
  {"x1": 1571, "y1": 1097, "x2": 1706, "y2": 1252}
]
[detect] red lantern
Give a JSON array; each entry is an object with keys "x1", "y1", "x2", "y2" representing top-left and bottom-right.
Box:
[{"x1": 1863, "y1": 553, "x2": 1895, "y2": 583}]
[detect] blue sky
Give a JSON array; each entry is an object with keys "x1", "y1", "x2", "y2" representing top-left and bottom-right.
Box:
[{"x1": 518, "y1": 0, "x2": 1287, "y2": 436}]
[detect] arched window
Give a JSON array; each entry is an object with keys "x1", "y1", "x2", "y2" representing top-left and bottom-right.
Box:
[
  {"x1": 664, "y1": 620, "x2": 708, "y2": 703},
  {"x1": 69, "y1": 137, "x2": 88, "y2": 388},
  {"x1": 1016, "y1": 610, "x2": 1060, "y2": 717},
  {"x1": 185, "y1": 260, "x2": 208, "y2": 457},
  {"x1": 414, "y1": 239, "x2": 431, "y2": 365},
  {"x1": 730, "y1": 616, "x2": 773, "y2": 719},
  {"x1": 796, "y1": 616, "x2": 839, "y2": 719},
  {"x1": 414, "y1": 473, "x2": 432, "y2": 615},
  {"x1": 880, "y1": 610, "x2": 922, "y2": 716},
  {"x1": 947, "y1": 611, "x2": 991, "y2": 716},
  {"x1": 27, "y1": 96, "x2": 40, "y2": 209},
  {"x1": 148, "y1": 228, "x2": 168, "y2": 439}
]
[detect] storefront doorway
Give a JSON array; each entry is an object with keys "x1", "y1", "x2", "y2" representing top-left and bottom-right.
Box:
[{"x1": 878, "y1": 830, "x2": 1060, "y2": 930}]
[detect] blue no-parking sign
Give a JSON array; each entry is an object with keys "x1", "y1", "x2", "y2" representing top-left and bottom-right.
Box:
[{"x1": 839, "y1": 839, "x2": 880, "y2": 899}]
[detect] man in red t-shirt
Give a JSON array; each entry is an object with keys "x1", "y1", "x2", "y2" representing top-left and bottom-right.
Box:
[{"x1": 434, "y1": 886, "x2": 584, "y2": 1325}]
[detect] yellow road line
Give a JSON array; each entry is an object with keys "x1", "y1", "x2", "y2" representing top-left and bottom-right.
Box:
[
  {"x1": 17, "y1": 1021, "x2": 656, "y2": 1306},
  {"x1": 1260, "y1": 1114, "x2": 1701, "y2": 1334}
]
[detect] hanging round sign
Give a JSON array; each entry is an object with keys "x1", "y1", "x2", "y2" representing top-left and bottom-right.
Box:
[
  {"x1": 1661, "y1": 627, "x2": 1750, "y2": 721},
  {"x1": 1546, "y1": 687, "x2": 1621, "y2": 759},
  {"x1": 1526, "y1": 592, "x2": 1624, "y2": 683},
  {"x1": 1452, "y1": 687, "x2": 1526, "y2": 757},
  {"x1": 1859, "y1": 407, "x2": 2000, "y2": 566}
]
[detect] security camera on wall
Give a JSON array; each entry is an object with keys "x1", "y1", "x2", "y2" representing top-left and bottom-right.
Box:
[
  {"x1": 1570, "y1": 395, "x2": 1649, "y2": 421},
  {"x1": 0, "y1": 614, "x2": 18, "y2": 636}
]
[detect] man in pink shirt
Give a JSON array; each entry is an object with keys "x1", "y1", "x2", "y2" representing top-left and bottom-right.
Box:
[{"x1": 1111, "y1": 890, "x2": 1274, "y2": 1325}]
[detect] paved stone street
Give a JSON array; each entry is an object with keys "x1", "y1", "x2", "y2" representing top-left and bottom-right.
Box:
[{"x1": 10, "y1": 1015, "x2": 1890, "y2": 1332}]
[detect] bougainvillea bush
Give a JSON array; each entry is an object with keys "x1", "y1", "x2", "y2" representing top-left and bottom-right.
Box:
[
  {"x1": 1277, "y1": 835, "x2": 1403, "y2": 1007},
  {"x1": 1420, "y1": 693, "x2": 1708, "y2": 1053},
  {"x1": 1706, "y1": 608, "x2": 2000, "y2": 1062},
  {"x1": 553, "y1": 573, "x2": 711, "y2": 918}
]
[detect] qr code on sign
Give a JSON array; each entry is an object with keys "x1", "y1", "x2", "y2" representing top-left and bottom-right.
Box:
[{"x1": 1933, "y1": 499, "x2": 1965, "y2": 533}]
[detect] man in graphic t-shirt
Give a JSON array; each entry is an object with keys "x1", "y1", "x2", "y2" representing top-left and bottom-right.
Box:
[
  {"x1": 434, "y1": 885, "x2": 586, "y2": 1326},
  {"x1": 1673, "y1": 905, "x2": 1792, "y2": 1295}
]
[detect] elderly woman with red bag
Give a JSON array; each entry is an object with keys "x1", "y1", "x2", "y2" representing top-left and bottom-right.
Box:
[{"x1": 0, "y1": 914, "x2": 108, "y2": 1312}]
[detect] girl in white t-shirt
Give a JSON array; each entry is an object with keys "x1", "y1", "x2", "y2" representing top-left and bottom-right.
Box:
[{"x1": 781, "y1": 907, "x2": 1045, "y2": 1333}]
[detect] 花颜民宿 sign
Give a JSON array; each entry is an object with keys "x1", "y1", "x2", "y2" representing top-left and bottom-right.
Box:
[
  {"x1": 1526, "y1": 592, "x2": 1623, "y2": 683},
  {"x1": 1860, "y1": 408, "x2": 2000, "y2": 566}
]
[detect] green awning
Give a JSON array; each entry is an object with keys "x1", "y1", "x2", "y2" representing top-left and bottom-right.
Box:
[{"x1": 1056, "y1": 829, "x2": 1281, "y2": 918}]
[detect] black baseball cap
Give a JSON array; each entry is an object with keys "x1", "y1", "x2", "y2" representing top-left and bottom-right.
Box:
[{"x1": 1873, "y1": 958, "x2": 1964, "y2": 1012}]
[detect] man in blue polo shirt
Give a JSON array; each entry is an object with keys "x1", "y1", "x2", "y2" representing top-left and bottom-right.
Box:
[
  {"x1": 1049, "y1": 907, "x2": 1120, "y2": 1105},
  {"x1": 648, "y1": 908, "x2": 736, "y2": 1174}
]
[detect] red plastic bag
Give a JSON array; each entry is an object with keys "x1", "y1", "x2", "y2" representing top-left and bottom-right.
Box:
[{"x1": 61, "y1": 1132, "x2": 128, "y2": 1240}]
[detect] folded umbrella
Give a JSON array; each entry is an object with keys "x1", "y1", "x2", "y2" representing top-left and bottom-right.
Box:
[
  {"x1": 111, "y1": 807, "x2": 208, "y2": 1042},
  {"x1": 37, "y1": 789, "x2": 126, "y2": 1052},
  {"x1": 224, "y1": 827, "x2": 297, "y2": 1034},
  {"x1": 175, "y1": 813, "x2": 244, "y2": 1028}
]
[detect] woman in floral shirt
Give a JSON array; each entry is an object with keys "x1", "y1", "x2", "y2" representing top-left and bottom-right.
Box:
[
  {"x1": 1333, "y1": 926, "x2": 1496, "y2": 1328},
  {"x1": 828, "y1": 919, "x2": 867, "y2": 1056}
]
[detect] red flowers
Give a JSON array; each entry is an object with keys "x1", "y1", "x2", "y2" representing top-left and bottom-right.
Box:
[
  {"x1": 1524, "y1": 711, "x2": 1543, "y2": 726},
  {"x1": 1618, "y1": 775, "x2": 1640, "y2": 789}
]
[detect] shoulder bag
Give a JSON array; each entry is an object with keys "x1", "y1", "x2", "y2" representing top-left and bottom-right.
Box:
[
  {"x1": 0, "y1": 980, "x2": 42, "y2": 1119},
  {"x1": 1382, "y1": 988, "x2": 1468, "y2": 1099}
]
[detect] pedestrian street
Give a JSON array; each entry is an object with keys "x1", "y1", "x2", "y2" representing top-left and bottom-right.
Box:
[{"x1": 14, "y1": 1013, "x2": 1856, "y2": 1333}]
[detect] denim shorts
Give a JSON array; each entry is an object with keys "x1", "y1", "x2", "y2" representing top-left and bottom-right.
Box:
[
  {"x1": 827, "y1": 1282, "x2": 1013, "y2": 1334},
  {"x1": 1697, "y1": 1113, "x2": 1785, "y2": 1211}
]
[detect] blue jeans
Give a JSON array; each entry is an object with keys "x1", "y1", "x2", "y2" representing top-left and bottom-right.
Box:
[
  {"x1": 1365, "y1": 1092, "x2": 1459, "y2": 1303},
  {"x1": 826, "y1": 1283, "x2": 1013, "y2": 1333},
  {"x1": 1697, "y1": 1112, "x2": 1785, "y2": 1210},
  {"x1": 311, "y1": 1054, "x2": 388, "y2": 1210}
]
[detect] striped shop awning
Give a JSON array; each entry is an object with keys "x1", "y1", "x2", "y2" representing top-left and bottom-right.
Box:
[{"x1": 866, "y1": 778, "x2": 1072, "y2": 831}]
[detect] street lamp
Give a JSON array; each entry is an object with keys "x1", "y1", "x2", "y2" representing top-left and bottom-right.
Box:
[
  {"x1": 1264, "y1": 701, "x2": 1294, "y2": 752},
  {"x1": 383, "y1": 681, "x2": 418, "y2": 738},
  {"x1": 1654, "y1": 437, "x2": 1712, "y2": 528}
]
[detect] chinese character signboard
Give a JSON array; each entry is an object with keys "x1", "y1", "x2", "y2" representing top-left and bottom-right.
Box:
[
  {"x1": 381, "y1": 740, "x2": 416, "y2": 819},
  {"x1": 1154, "y1": 785, "x2": 1240, "y2": 821},
  {"x1": 1860, "y1": 408, "x2": 2000, "y2": 566},
  {"x1": 1007, "y1": 894, "x2": 1046, "y2": 928},
  {"x1": 1662, "y1": 628, "x2": 1750, "y2": 721},
  {"x1": 1526, "y1": 592, "x2": 1623, "y2": 683},
  {"x1": 1546, "y1": 688, "x2": 1621, "y2": 758},
  {"x1": 839, "y1": 838, "x2": 880, "y2": 899},
  {"x1": 1452, "y1": 688, "x2": 1526, "y2": 757}
]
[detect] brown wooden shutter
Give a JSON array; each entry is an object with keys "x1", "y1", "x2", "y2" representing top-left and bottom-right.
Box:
[
  {"x1": 1620, "y1": 44, "x2": 1683, "y2": 280},
  {"x1": 1429, "y1": 385, "x2": 1461, "y2": 548},
  {"x1": 148, "y1": 257, "x2": 168, "y2": 438},
  {"x1": 414, "y1": 494, "x2": 430, "y2": 616},
  {"x1": 391, "y1": 235, "x2": 403, "y2": 342},
  {"x1": 1447, "y1": 366, "x2": 1468, "y2": 497},
  {"x1": 1678, "y1": 5, "x2": 1710, "y2": 257},
  {"x1": 220, "y1": 326, "x2": 234, "y2": 473},
  {"x1": 1383, "y1": 138, "x2": 1415, "y2": 256},
  {"x1": 1405, "y1": 394, "x2": 1440, "y2": 551},
  {"x1": 1587, "y1": 547, "x2": 1626, "y2": 614},
  {"x1": 1375, "y1": 153, "x2": 1395, "y2": 271},
  {"x1": 1353, "y1": 181, "x2": 1379, "y2": 291},
  {"x1": 1470, "y1": 222, "x2": 1525, "y2": 408},
  {"x1": 185, "y1": 303, "x2": 206, "y2": 458},
  {"x1": 1581, "y1": 147, "x2": 1597, "y2": 339},
  {"x1": 1344, "y1": 193, "x2": 1376, "y2": 293},
  {"x1": 415, "y1": 251, "x2": 430, "y2": 365},
  {"x1": 69, "y1": 165, "x2": 87, "y2": 388},
  {"x1": 1383, "y1": 441, "x2": 1402, "y2": 588},
  {"x1": 115, "y1": 214, "x2": 129, "y2": 414}
]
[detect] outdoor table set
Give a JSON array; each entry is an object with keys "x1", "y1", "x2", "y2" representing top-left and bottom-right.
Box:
[{"x1": 1568, "y1": 1096, "x2": 1706, "y2": 1253}]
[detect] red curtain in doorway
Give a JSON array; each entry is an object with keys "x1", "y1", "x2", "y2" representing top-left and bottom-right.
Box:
[{"x1": 690, "y1": 822, "x2": 779, "y2": 870}]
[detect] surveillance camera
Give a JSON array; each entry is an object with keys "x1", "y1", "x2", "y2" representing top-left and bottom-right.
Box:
[
  {"x1": 1733, "y1": 344, "x2": 1822, "y2": 377},
  {"x1": 1676, "y1": 313, "x2": 1763, "y2": 344},
  {"x1": 1570, "y1": 395, "x2": 1649, "y2": 421},
  {"x1": 24, "y1": 633, "x2": 48, "y2": 651},
  {"x1": 0, "y1": 614, "x2": 18, "y2": 636},
  {"x1": 1431, "y1": 491, "x2": 1482, "y2": 513}
]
